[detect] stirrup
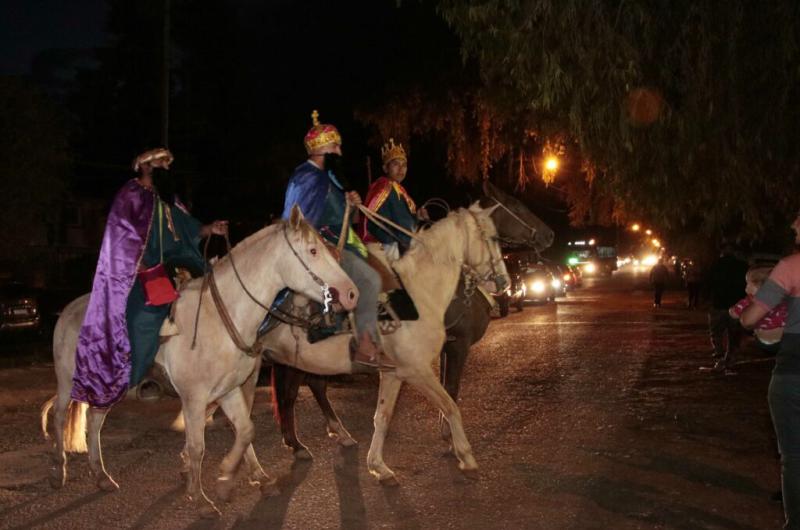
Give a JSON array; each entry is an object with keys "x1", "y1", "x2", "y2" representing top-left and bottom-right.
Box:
[{"x1": 136, "y1": 378, "x2": 164, "y2": 402}]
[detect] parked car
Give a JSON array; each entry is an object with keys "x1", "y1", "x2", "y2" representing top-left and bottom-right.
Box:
[
  {"x1": 519, "y1": 265, "x2": 560, "y2": 303},
  {"x1": 0, "y1": 282, "x2": 42, "y2": 334}
]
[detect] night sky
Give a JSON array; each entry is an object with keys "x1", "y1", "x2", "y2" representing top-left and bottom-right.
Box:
[
  {"x1": 1, "y1": 0, "x2": 109, "y2": 74},
  {"x1": 2, "y1": 0, "x2": 574, "y2": 251}
]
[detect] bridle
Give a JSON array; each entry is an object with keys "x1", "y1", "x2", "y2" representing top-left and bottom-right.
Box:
[
  {"x1": 489, "y1": 197, "x2": 539, "y2": 247},
  {"x1": 281, "y1": 225, "x2": 334, "y2": 313},
  {"x1": 464, "y1": 210, "x2": 508, "y2": 293},
  {"x1": 191, "y1": 223, "x2": 336, "y2": 355}
]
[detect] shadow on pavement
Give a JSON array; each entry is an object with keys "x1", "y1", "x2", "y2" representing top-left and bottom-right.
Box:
[
  {"x1": 230, "y1": 458, "x2": 313, "y2": 529},
  {"x1": 514, "y1": 462, "x2": 761, "y2": 530},
  {"x1": 127, "y1": 484, "x2": 184, "y2": 530},
  {"x1": 381, "y1": 487, "x2": 421, "y2": 530},
  {"x1": 598, "y1": 450, "x2": 771, "y2": 498},
  {"x1": 5, "y1": 490, "x2": 111, "y2": 530},
  {"x1": 333, "y1": 445, "x2": 367, "y2": 530}
]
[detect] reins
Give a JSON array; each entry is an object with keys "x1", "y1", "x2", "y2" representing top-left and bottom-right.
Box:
[
  {"x1": 190, "y1": 223, "x2": 334, "y2": 356},
  {"x1": 356, "y1": 203, "x2": 420, "y2": 242},
  {"x1": 489, "y1": 197, "x2": 539, "y2": 239}
]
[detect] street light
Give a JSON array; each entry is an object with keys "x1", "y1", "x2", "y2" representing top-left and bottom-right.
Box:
[
  {"x1": 631, "y1": 223, "x2": 640, "y2": 232},
  {"x1": 645, "y1": 229, "x2": 652, "y2": 235},
  {"x1": 541, "y1": 155, "x2": 560, "y2": 185},
  {"x1": 651, "y1": 239, "x2": 661, "y2": 248}
]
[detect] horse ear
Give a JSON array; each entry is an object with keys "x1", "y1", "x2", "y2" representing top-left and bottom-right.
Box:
[
  {"x1": 483, "y1": 203, "x2": 501, "y2": 216},
  {"x1": 290, "y1": 204, "x2": 304, "y2": 229},
  {"x1": 469, "y1": 200, "x2": 499, "y2": 216}
]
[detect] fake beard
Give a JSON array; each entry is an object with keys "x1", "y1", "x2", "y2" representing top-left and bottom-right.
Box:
[
  {"x1": 152, "y1": 168, "x2": 176, "y2": 205},
  {"x1": 323, "y1": 153, "x2": 351, "y2": 190}
]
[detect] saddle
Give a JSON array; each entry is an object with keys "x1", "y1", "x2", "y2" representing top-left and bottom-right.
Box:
[{"x1": 257, "y1": 244, "x2": 418, "y2": 344}]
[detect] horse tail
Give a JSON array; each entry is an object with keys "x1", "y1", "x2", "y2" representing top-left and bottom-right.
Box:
[
  {"x1": 40, "y1": 395, "x2": 56, "y2": 440},
  {"x1": 270, "y1": 364, "x2": 282, "y2": 426},
  {"x1": 64, "y1": 400, "x2": 88, "y2": 453},
  {"x1": 40, "y1": 395, "x2": 88, "y2": 453}
]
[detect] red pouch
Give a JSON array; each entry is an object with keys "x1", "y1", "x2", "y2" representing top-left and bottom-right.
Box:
[{"x1": 137, "y1": 263, "x2": 178, "y2": 306}]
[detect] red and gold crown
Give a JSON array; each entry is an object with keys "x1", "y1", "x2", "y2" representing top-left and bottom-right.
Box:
[
  {"x1": 381, "y1": 138, "x2": 406, "y2": 165},
  {"x1": 303, "y1": 110, "x2": 342, "y2": 153}
]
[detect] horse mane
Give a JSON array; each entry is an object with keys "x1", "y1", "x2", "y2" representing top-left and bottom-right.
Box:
[
  {"x1": 393, "y1": 209, "x2": 466, "y2": 277},
  {"x1": 187, "y1": 217, "x2": 317, "y2": 285}
]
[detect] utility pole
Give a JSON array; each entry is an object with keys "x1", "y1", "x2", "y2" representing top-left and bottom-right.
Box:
[{"x1": 160, "y1": 0, "x2": 170, "y2": 147}]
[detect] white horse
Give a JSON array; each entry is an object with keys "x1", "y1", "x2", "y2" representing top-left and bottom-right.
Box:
[
  {"x1": 258, "y1": 203, "x2": 509, "y2": 484},
  {"x1": 41, "y1": 206, "x2": 358, "y2": 516}
]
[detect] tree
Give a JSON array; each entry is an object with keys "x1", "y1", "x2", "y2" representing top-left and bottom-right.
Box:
[{"x1": 436, "y1": 0, "x2": 800, "y2": 239}]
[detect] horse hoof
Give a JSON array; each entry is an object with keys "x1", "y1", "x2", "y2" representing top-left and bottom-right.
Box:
[
  {"x1": 293, "y1": 448, "x2": 313, "y2": 461},
  {"x1": 460, "y1": 468, "x2": 480, "y2": 481},
  {"x1": 260, "y1": 478, "x2": 280, "y2": 498},
  {"x1": 97, "y1": 475, "x2": 120, "y2": 492},
  {"x1": 379, "y1": 475, "x2": 400, "y2": 488},
  {"x1": 215, "y1": 478, "x2": 236, "y2": 503}
]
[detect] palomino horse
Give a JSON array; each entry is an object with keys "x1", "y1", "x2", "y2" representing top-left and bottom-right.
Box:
[
  {"x1": 271, "y1": 182, "x2": 555, "y2": 458},
  {"x1": 258, "y1": 203, "x2": 510, "y2": 484},
  {"x1": 40, "y1": 206, "x2": 357, "y2": 517}
]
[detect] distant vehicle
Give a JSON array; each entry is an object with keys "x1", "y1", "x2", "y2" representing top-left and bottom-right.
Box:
[
  {"x1": 566, "y1": 239, "x2": 617, "y2": 276},
  {"x1": 566, "y1": 264, "x2": 583, "y2": 288},
  {"x1": 520, "y1": 265, "x2": 560, "y2": 303},
  {"x1": 0, "y1": 282, "x2": 42, "y2": 334},
  {"x1": 548, "y1": 263, "x2": 570, "y2": 297}
]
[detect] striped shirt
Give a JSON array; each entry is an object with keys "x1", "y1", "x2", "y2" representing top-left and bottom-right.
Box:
[{"x1": 755, "y1": 253, "x2": 800, "y2": 373}]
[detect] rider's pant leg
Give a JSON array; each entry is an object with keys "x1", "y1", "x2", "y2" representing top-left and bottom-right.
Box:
[
  {"x1": 340, "y1": 250, "x2": 381, "y2": 341},
  {"x1": 126, "y1": 279, "x2": 170, "y2": 386}
]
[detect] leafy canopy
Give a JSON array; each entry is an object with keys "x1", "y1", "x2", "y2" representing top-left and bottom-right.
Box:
[{"x1": 436, "y1": 0, "x2": 800, "y2": 238}]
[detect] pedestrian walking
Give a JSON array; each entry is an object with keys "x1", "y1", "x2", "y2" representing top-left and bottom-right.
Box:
[
  {"x1": 706, "y1": 243, "x2": 748, "y2": 371},
  {"x1": 685, "y1": 260, "x2": 703, "y2": 309},
  {"x1": 741, "y1": 210, "x2": 800, "y2": 530},
  {"x1": 649, "y1": 258, "x2": 669, "y2": 307}
]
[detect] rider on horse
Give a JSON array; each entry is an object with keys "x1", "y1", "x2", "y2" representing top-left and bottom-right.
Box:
[
  {"x1": 71, "y1": 148, "x2": 227, "y2": 407},
  {"x1": 360, "y1": 138, "x2": 428, "y2": 258},
  {"x1": 282, "y1": 111, "x2": 392, "y2": 368}
]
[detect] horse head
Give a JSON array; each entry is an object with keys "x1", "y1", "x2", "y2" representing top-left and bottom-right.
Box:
[
  {"x1": 480, "y1": 180, "x2": 555, "y2": 252},
  {"x1": 283, "y1": 205, "x2": 359, "y2": 311},
  {"x1": 464, "y1": 203, "x2": 511, "y2": 294}
]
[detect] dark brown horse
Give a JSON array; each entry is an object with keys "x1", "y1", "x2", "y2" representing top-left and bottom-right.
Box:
[{"x1": 269, "y1": 182, "x2": 554, "y2": 459}]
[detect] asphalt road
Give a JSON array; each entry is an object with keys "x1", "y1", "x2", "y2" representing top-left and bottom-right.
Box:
[{"x1": 0, "y1": 268, "x2": 784, "y2": 529}]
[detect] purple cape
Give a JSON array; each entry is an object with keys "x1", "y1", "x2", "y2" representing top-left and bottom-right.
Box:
[{"x1": 71, "y1": 179, "x2": 154, "y2": 408}]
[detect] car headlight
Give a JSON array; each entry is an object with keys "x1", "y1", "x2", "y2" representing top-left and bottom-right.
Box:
[
  {"x1": 530, "y1": 280, "x2": 545, "y2": 293},
  {"x1": 584, "y1": 263, "x2": 597, "y2": 274},
  {"x1": 551, "y1": 279, "x2": 561, "y2": 289}
]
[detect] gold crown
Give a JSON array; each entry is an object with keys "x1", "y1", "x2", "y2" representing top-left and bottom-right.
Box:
[
  {"x1": 381, "y1": 138, "x2": 406, "y2": 165},
  {"x1": 304, "y1": 110, "x2": 342, "y2": 153}
]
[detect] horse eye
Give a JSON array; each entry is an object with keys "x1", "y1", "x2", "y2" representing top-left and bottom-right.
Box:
[{"x1": 310, "y1": 248, "x2": 318, "y2": 256}]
